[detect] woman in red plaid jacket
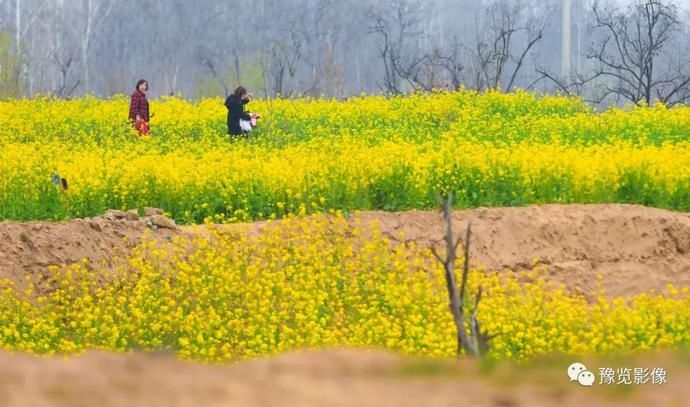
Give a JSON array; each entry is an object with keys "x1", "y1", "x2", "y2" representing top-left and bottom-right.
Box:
[{"x1": 129, "y1": 79, "x2": 150, "y2": 135}]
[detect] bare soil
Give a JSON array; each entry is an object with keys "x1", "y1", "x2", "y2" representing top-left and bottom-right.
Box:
[
  {"x1": 1, "y1": 206, "x2": 689, "y2": 405},
  {"x1": 1, "y1": 204, "x2": 689, "y2": 298},
  {"x1": 0, "y1": 348, "x2": 688, "y2": 407}
]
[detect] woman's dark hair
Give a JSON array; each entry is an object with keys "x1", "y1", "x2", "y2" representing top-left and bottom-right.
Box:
[
  {"x1": 233, "y1": 86, "x2": 247, "y2": 99},
  {"x1": 136, "y1": 79, "x2": 148, "y2": 91}
]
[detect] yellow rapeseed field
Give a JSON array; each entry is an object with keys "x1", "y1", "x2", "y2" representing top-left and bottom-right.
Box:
[
  {"x1": 2, "y1": 90, "x2": 690, "y2": 222},
  {"x1": 1, "y1": 91, "x2": 689, "y2": 363},
  {"x1": 0, "y1": 215, "x2": 687, "y2": 362}
]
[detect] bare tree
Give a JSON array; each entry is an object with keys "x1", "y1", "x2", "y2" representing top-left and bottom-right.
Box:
[
  {"x1": 368, "y1": 0, "x2": 466, "y2": 92},
  {"x1": 196, "y1": 46, "x2": 230, "y2": 97},
  {"x1": 190, "y1": 1, "x2": 251, "y2": 98},
  {"x1": 532, "y1": 66, "x2": 604, "y2": 102},
  {"x1": 266, "y1": 32, "x2": 304, "y2": 97},
  {"x1": 588, "y1": 0, "x2": 690, "y2": 105},
  {"x1": 313, "y1": 31, "x2": 345, "y2": 98},
  {"x1": 150, "y1": 1, "x2": 194, "y2": 96},
  {"x1": 429, "y1": 38, "x2": 466, "y2": 90},
  {"x1": 468, "y1": 0, "x2": 546, "y2": 92},
  {"x1": 8, "y1": 0, "x2": 48, "y2": 96},
  {"x1": 52, "y1": 53, "x2": 80, "y2": 98},
  {"x1": 431, "y1": 192, "x2": 492, "y2": 358},
  {"x1": 367, "y1": 0, "x2": 426, "y2": 93},
  {"x1": 46, "y1": 0, "x2": 80, "y2": 98},
  {"x1": 7, "y1": 0, "x2": 690, "y2": 101},
  {"x1": 283, "y1": 0, "x2": 334, "y2": 97},
  {"x1": 78, "y1": 0, "x2": 113, "y2": 93}
]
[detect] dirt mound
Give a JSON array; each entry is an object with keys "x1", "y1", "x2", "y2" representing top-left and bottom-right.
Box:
[
  {"x1": 0, "y1": 215, "x2": 179, "y2": 291},
  {"x1": 1, "y1": 204, "x2": 689, "y2": 298},
  {"x1": 353, "y1": 204, "x2": 690, "y2": 298},
  {"x1": 0, "y1": 349, "x2": 687, "y2": 406}
]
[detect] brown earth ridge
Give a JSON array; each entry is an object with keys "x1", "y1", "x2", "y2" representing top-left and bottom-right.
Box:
[
  {"x1": 1, "y1": 204, "x2": 689, "y2": 298},
  {"x1": 0, "y1": 348, "x2": 688, "y2": 407}
]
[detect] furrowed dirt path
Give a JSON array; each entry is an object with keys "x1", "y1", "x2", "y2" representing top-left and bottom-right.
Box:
[{"x1": 1, "y1": 204, "x2": 689, "y2": 298}]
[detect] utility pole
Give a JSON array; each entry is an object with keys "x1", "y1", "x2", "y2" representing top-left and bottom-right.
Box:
[
  {"x1": 575, "y1": 0, "x2": 584, "y2": 74},
  {"x1": 15, "y1": 0, "x2": 20, "y2": 51},
  {"x1": 561, "y1": 0, "x2": 571, "y2": 78}
]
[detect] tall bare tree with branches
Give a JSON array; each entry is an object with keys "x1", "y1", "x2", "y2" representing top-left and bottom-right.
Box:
[
  {"x1": 586, "y1": 0, "x2": 690, "y2": 106},
  {"x1": 368, "y1": 0, "x2": 468, "y2": 92},
  {"x1": 468, "y1": 0, "x2": 546, "y2": 92},
  {"x1": 367, "y1": 0, "x2": 426, "y2": 93}
]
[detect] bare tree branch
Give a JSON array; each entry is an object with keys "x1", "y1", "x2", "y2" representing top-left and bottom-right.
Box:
[
  {"x1": 587, "y1": 0, "x2": 689, "y2": 106},
  {"x1": 468, "y1": 0, "x2": 547, "y2": 92},
  {"x1": 432, "y1": 191, "x2": 490, "y2": 358}
]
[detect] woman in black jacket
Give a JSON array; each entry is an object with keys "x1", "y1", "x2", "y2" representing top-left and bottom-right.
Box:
[{"x1": 225, "y1": 86, "x2": 253, "y2": 137}]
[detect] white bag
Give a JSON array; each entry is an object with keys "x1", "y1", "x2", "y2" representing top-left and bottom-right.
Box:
[{"x1": 239, "y1": 119, "x2": 252, "y2": 132}]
